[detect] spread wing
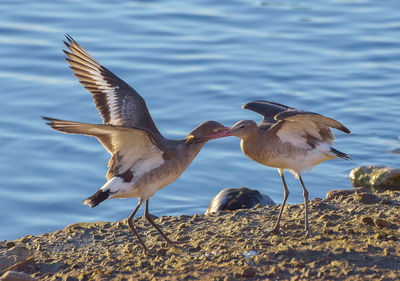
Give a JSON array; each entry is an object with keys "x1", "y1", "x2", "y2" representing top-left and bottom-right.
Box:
[
  {"x1": 63, "y1": 35, "x2": 162, "y2": 139},
  {"x1": 272, "y1": 110, "x2": 350, "y2": 149},
  {"x1": 243, "y1": 100, "x2": 350, "y2": 148},
  {"x1": 242, "y1": 100, "x2": 294, "y2": 128},
  {"x1": 43, "y1": 117, "x2": 170, "y2": 180}
]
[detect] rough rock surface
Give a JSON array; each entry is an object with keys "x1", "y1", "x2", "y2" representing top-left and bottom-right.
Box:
[
  {"x1": 1, "y1": 189, "x2": 400, "y2": 280},
  {"x1": 0, "y1": 270, "x2": 37, "y2": 281},
  {"x1": 349, "y1": 165, "x2": 400, "y2": 191},
  {"x1": 0, "y1": 246, "x2": 31, "y2": 273}
]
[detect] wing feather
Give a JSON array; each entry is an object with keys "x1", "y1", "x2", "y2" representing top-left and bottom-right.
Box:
[
  {"x1": 63, "y1": 35, "x2": 162, "y2": 139},
  {"x1": 272, "y1": 110, "x2": 350, "y2": 149},
  {"x1": 242, "y1": 100, "x2": 294, "y2": 128},
  {"x1": 243, "y1": 100, "x2": 350, "y2": 148},
  {"x1": 43, "y1": 117, "x2": 168, "y2": 180},
  {"x1": 275, "y1": 110, "x2": 351, "y2": 134}
]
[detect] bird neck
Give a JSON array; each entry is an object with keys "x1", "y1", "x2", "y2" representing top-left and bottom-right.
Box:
[
  {"x1": 182, "y1": 140, "x2": 205, "y2": 156},
  {"x1": 240, "y1": 127, "x2": 259, "y2": 141}
]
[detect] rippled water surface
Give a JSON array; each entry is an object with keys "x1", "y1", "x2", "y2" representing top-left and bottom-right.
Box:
[{"x1": 1, "y1": 0, "x2": 399, "y2": 240}]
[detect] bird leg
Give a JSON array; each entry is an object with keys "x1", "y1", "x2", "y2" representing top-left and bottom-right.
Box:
[
  {"x1": 144, "y1": 200, "x2": 177, "y2": 247},
  {"x1": 268, "y1": 168, "x2": 289, "y2": 235},
  {"x1": 298, "y1": 175, "x2": 311, "y2": 235},
  {"x1": 127, "y1": 199, "x2": 149, "y2": 252}
]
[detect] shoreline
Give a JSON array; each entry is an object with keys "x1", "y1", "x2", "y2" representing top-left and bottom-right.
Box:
[{"x1": 1, "y1": 188, "x2": 399, "y2": 280}]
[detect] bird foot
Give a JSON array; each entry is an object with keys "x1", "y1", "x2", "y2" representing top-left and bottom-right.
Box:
[
  {"x1": 304, "y1": 228, "x2": 313, "y2": 237},
  {"x1": 137, "y1": 244, "x2": 151, "y2": 255}
]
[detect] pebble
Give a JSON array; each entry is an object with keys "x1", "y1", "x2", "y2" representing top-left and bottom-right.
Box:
[
  {"x1": 324, "y1": 221, "x2": 335, "y2": 227},
  {"x1": 178, "y1": 223, "x2": 187, "y2": 229},
  {"x1": 325, "y1": 187, "x2": 370, "y2": 200},
  {"x1": 346, "y1": 228, "x2": 355, "y2": 234},
  {"x1": 323, "y1": 228, "x2": 334, "y2": 235},
  {"x1": 361, "y1": 216, "x2": 374, "y2": 225},
  {"x1": 354, "y1": 192, "x2": 380, "y2": 204},
  {"x1": 374, "y1": 218, "x2": 390, "y2": 228},
  {"x1": 290, "y1": 258, "x2": 305, "y2": 268},
  {"x1": 319, "y1": 213, "x2": 341, "y2": 221},
  {"x1": 156, "y1": 248, "x2": 168, "y2": 256},
  {"x1": 239, "y1": 266, "x2": 256, "y2": 278}
]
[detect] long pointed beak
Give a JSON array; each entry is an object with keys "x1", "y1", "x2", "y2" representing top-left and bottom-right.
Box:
[{"x1": 206, "y1": 127, "x2": 232, "y2": 140}]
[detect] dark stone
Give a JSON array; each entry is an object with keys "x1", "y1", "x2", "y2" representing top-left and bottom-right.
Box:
[
  {"x1": 206, "y1": 187, "x2": 275, "y2": 215},
  {"x1": 361, "y1": 216, "x2": 374, "y2": 225},
  {"x1": 241, "y1": 267, "x2": 256, "y2": 278},
  {"x1": 354, "y1": 192, "x2": 380, "y2": 204},
  {"x1": 392, "y1": 148, "x2": 400, "y2": 154},
  {"x1": 325, "y1": 187, "x2": 369, "y2": 201}
]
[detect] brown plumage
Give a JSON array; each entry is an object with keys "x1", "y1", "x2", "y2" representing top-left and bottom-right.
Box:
[
  {"x1": 44, "y1": 35, "x2": 229, "y2": 252},
  {"x1": 209, "y1": 100, "x2": 350, "y2": 235}
]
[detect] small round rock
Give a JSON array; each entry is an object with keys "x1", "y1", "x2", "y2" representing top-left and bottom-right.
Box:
[{"x1": 374, "y1": 218, "x2": 390, "y2": 228}]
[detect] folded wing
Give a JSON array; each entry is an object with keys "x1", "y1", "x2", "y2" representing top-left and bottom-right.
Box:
[
  {"x1": 43, "y1": 117, "x2": 169, "y2": 180},
  {"x1": 243, "y1": 100, "x2": 350, "y2": 149},
  {"x1": 242, "y1": 100, "x2": 294, "y2": 128},
  {"x1": 273, "y1": 110, "x2": 350, "y2": 149},
  {"x1": 63, "y1": 35, "x2": 162, "y2": 139}
]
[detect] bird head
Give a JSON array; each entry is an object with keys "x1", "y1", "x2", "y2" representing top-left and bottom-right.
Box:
[
  {"x1": 186, "y1": 121, "x2": 230, "y2": 144},
  {"x1": 208, "y1": 120, "x2": 258, "y2": 140}
]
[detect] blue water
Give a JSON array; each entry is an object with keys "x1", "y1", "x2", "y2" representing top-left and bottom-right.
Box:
[{"x1": 1, "y1": 0, "x2": 399, "y2": 241}]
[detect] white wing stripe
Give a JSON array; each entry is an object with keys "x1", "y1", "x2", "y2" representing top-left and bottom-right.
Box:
[
  {"x1": 84, "y1": 64, "x2": 123, "y2": 125},
  {"x1": 105, "y1": 89, "x2": 122, "y2": 124}
]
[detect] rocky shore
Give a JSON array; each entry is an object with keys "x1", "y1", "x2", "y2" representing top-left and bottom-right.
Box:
[{"x1": 1, "y1": 184, "x2": 400, "y2": 280}]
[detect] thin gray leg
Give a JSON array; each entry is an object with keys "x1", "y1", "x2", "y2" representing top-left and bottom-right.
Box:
[
  {"x1": 127, "y1": 199, "x2": 149, "y2": 252},
  {"x1": 298, "y1": 174, "x2": 311, "y2": 234},
  {"x1": 268, "y1": 168, "x2": 289, "y2": 235},
  {"x1": 145, "y1": 200, "x2": 175, "y2": 247}
]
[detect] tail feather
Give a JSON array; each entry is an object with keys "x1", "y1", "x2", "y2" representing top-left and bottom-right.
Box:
[
  {"x1": 83, "y1": 189, "x2": 111, "y2": 208},
  {"x1": 42, "y1": 116, "x2": 107, "y2": 137},
  {"x1": 329, "y1": 147, "x2": 350, "y2": 160}
]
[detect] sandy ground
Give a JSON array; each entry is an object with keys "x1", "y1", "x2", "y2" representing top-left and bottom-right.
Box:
[{"x1": 1, "y1": 188, "x2": 399, "y2": 280}]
